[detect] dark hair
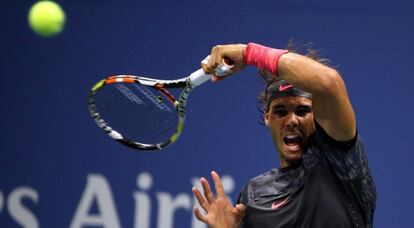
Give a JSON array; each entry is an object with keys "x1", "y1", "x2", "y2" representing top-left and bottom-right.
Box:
[{"x1": 257, "y1": 39, "x2": 331, "y2": 124}]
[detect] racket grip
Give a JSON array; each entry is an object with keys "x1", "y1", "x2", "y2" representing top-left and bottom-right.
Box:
[
  {"x1": 189, "y1": 68, "x2": 211, "y2": 86},
  {"x1": 190, "y1": 56, "x2": 232, "y2": 86}
]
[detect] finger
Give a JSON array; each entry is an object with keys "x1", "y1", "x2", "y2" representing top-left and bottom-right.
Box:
[
  {"x1": 235, "y1": 204, "x2": 246, "y2": 213},
  {"x1": 222, "y1": 57, "x2": 235, "y2": 66},
  {"x1": 201, "y1": 177, "x2": 215, "y2": 204},
  {"x1": 211, "y1": 75, "x2": 220, "y2": 82},
  {"x1": 201, "y1": 57, "x2": 214, "y2": 75},
  {"x1": 211, "y1": 75, "x2": 230, "y2": 82},
  {"x1": 206, "y1": 46, "x2": 220, "y2": 74},
  {"x1": 235, "y1": 204, "x2": 246, "y2": 221},
  {"x1": 192, "y1": 186, "x2": 209, "y2": 211},
  {"x1": 201, "y1": 64, "x2": 210, "y2": 75},
  {"x1": 194, "y1": 207, "x2": 209, "y2": 224},
  {"x1": 211, "y1": 171, "x2": 225, "y2": 197},
  {"x1": 201, "y1": 56, "x2": 210, "y2": 74}
]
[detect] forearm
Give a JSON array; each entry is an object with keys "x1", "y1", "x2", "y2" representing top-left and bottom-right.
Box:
[
  {"x1": 242, "y1": 43, "x2": 344, "y2": 97},
  {"x1": 277, "y1": 52, "x2": 343, "y2": 97},
  {"x1": 279, "y1": 51, "x2": 356, "y2": 141},
  {"x1": 242, "y1": 43, "x2": 356, "y2": 141},
  {"x1": 203, "y1": 42, "x2": 355, "y2": 140}
]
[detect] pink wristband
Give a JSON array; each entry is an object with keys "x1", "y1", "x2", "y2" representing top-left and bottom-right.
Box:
[{"x1": 243, "y1": 43, "x2": 288, "y2": 75}]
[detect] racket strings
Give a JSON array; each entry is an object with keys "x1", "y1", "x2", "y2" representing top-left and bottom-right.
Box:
[
  {"x1": 100, "y1": 88, "x2": 176, "y2": 143},
  {"x1": 93, "y1": 82, "x2": 179, "y2": 144}
]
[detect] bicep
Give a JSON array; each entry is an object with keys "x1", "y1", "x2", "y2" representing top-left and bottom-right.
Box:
[
  {"x1": 278, "y1": 53, "x2": 356, "y2": 141},
  {"x1": 313, "y1": 73, "x2": 356, "y2": 142}
]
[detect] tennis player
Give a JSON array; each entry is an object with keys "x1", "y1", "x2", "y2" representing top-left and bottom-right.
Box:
[{"x1": 192, "y1": 43, "x2": 376, "y2": 228}]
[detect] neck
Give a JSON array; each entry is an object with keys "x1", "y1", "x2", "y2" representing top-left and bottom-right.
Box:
[{"x1": 279, "y1": 159, "x2": 301, "y2": 169}]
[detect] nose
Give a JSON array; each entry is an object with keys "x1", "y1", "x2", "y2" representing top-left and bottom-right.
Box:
[{"x1": 285, "y1": 113, "x2": 299, "y2": 129}]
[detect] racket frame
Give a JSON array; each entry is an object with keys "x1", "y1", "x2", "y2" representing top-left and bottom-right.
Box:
[{"x1": 88, "y1": 69, "x2": 209, "y2": 151}]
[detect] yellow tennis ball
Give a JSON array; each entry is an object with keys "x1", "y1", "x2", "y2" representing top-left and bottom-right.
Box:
[{"x1": 28, "y1": 1, "x2": 66, "y2": 37}]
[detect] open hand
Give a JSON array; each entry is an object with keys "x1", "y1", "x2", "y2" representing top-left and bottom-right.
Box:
[{"x1": 192, "y1": 171, "x2": 246, "y2": 228}]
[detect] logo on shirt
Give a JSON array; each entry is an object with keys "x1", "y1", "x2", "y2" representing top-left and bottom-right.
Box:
[{"x1": 271, "y1": 196, "x2": 290, "y2": 210}]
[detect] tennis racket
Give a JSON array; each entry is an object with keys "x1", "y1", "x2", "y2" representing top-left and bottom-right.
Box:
[{"x1": 88, "y1": 56, "x2": 230, "y2": 151}]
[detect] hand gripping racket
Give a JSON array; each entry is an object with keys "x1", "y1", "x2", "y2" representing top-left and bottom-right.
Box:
[{"x1": 88, "y1": 56, "x2": 230, "y2": 151}]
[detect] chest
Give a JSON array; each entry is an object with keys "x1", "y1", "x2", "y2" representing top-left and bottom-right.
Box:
[{"x1": 244, "y1": 163, "x2": 364, "y2": 228}]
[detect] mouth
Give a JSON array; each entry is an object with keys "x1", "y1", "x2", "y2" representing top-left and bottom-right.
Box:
[{"x1": 282, "y1": 134, "x2": 303, "y2": 152}]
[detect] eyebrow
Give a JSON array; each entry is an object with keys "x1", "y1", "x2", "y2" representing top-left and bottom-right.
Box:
[
  {"x1": 272, "y1": 105, "x2": 286, "y2": 110},
  {"x1": 297, "y1": 105, "x2": 312, "y2": 110},
  {"x1": 271, "y1": 104, "x2": 311, "y2": 110}
]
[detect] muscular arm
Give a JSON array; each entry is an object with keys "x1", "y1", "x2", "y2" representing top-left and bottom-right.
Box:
[
  {"x1": 277, "y1": 53, "x2": 356, "y2": 141},
  {"x1": 204, "y1": 43, "x2": 356, "y2": 141}
]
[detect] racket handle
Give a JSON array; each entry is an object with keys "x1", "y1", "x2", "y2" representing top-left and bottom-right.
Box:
[
  {"x1": 190, "y1": 56, "x2": 231, "y2": 86},
  {"x1": 189, "y1": 68, "x2": 211, "y2": 86}
]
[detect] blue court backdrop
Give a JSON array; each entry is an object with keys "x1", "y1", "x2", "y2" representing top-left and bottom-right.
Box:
[{"x1": 1, "y1": 0, "x2": 414, "y2": 227}]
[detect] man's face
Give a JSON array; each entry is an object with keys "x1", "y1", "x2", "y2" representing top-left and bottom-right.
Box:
[{"x1": 265, "y1": 96, "x2": 315, "y2": 167}]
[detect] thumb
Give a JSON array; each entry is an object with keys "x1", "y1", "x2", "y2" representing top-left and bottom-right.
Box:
[
  {"x1": 235, "y1": 204, "x2": 246, "y2": 213},
  {"x1": 234, "y1": 204, "x2": 246, "y2": 222},
  {"x1": 211, "y1": 74, "x2": 232, "y2": 83}
]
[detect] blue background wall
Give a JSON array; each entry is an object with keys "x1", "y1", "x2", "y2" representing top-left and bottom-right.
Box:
[{"x1": 1, "y1": 0, "x2": 414, "y2": 227}]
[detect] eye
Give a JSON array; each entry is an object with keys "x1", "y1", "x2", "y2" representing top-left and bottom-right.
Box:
[
  {"x1": 273, "y1": 108, "x2": 287, "y2": 117},
  {"x1": 295, "y1": 106, "x2": 311, "y2": 117}
]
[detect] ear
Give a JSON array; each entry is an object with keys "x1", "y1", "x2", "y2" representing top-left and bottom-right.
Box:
[{"x1": 264, "y1": 112, "x2": 270, "y2": 127}]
